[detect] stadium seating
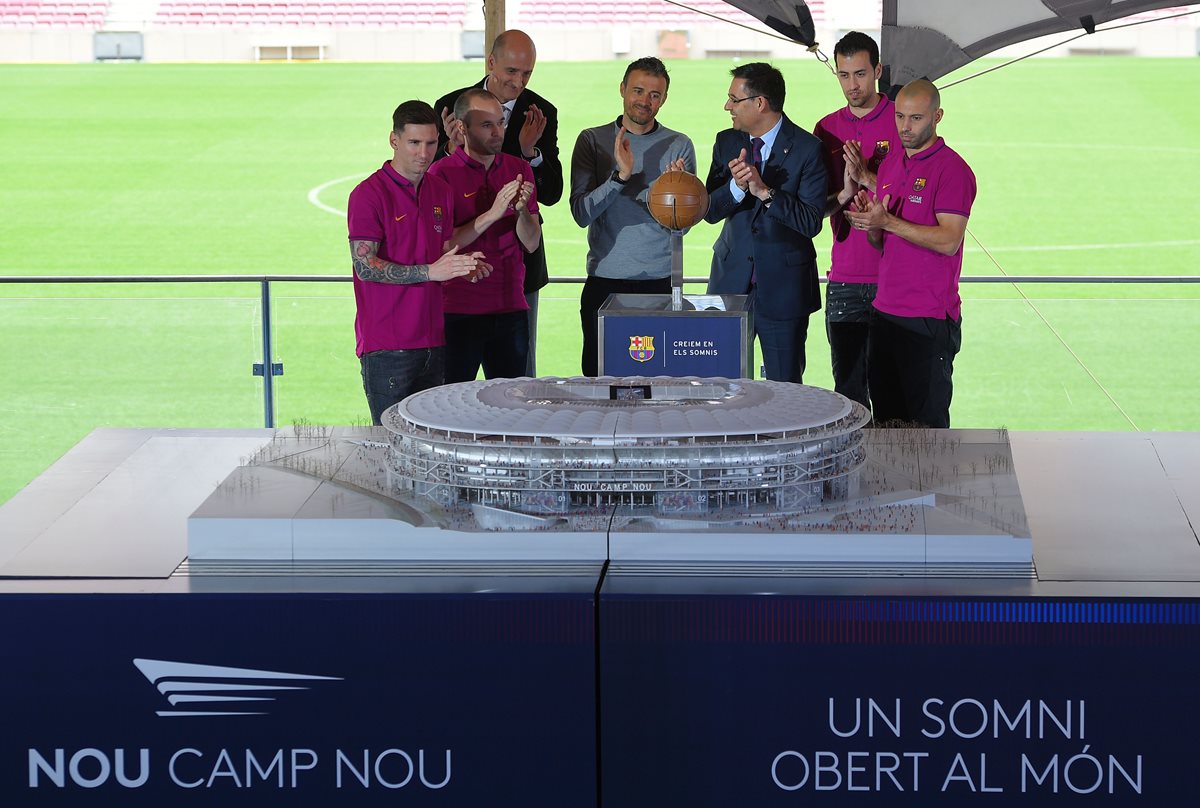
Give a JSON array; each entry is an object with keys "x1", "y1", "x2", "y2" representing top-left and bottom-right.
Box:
[
  {"x1": 153, "y1": 0, "x2": 468, "y2": 27},
  {"x1": 0, "y1": 0, "x2": 109, "y2": 29},
  {"x1": 516, "y1": 0, "x2": 825, "y2": 28}
]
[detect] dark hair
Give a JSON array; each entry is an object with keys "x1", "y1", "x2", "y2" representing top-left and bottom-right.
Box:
[
  {"x1": 730, "y1": 62, "x2": 784, "y2": 112},
  {"x1": 622, "y1": 56, "x2": 671, "y2": 92},
  {"x1": 834, "y1": 31, "x2": 880, "y2": 69},
  {"x1": 453, "y1": 87, "x2": 500, "y2": 125},
  {"x1": 392, "y1": 100, "x2": 438, "y2": 132}
]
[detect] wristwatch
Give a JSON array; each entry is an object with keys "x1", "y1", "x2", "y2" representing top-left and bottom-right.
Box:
[
  {"x1": 610, "y1": 169, "x2": 628, "y2": 185},
  {"x1": 765, "y1": 187, "x2": 776, "y2": 204}
]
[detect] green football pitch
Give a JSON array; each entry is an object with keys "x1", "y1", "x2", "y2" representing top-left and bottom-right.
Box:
[{"x1": 1, "y1": 57, "x2": 1198, "y2": 504}]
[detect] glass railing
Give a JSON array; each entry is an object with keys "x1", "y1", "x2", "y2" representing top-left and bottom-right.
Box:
[{"x1": 2, "y1": 274, "x2": 1197, "y2": 504}]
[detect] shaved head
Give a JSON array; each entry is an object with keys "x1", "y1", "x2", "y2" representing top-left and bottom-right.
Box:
[
  {"x1": 897, "y1": 79, "x2": 940, "y2": 114},
  {"x1": 894, "y1": 79, "x2": 943, "y2": 154},
  {"x1": 486, "y1": 29, "x2": 537, "y2": 103},
  {"x1": 491, "y1": 29, "x2": 536, "y2": 61}
]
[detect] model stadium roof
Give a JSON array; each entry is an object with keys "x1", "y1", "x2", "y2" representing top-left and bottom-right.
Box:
[{"x1": 386, "y1": 377, "x2": 869, "y2": 440}]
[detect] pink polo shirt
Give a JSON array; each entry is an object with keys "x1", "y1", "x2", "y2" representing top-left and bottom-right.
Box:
[
  {"x1": 347, "y1": 161, "x2": 451, "y2": 355},
  {"x1": 873, "y1": 138, "x2": 976, "y2": 321},
  {"x1": 427, "y1": 148, "x2": 537, "y2": 315},
  {"x1": 815, "y1": 96, "x2": 902, "y2": 284}
]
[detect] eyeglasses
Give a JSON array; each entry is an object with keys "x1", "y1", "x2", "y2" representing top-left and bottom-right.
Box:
[{"x1": 727, "y1": 94, "x2": 761, "y2": 104}]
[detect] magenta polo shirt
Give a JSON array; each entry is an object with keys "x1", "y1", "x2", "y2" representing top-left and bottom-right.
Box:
[
  {"x1": 873, "y1": 138, "x2": 976, "y2": 321},
  {"x1": 814, "y1": 95, "x2": 901, "y2": 284},
  {"x1": 427, "y1": 148, "x2": 537, "y2": 315},
  {"x1": 346, "y1": 161, "x2": 452, "y2": 355}
]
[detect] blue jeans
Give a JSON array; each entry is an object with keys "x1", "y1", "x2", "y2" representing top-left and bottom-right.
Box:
[
  {"x1": 825, "y1": 282, "x2": 878, "y2": 408},
  {"x1": 444, "y1": 310, "x2": 529, "y2": 383},
  {"x1": 359, "y1": 347, "x2": 444, "y2": 425}
]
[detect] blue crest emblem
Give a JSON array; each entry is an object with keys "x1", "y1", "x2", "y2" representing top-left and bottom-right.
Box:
[{"x1": 629, "y1": 335, "x2": 655, "y2": 362}]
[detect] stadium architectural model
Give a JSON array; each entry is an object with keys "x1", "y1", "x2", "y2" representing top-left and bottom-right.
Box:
[
  {"x1": 189, "y1": 377, "x2": 1033, "y2": 572},
  {"x1": 385, "y1": 377, "x2": 870, "y2": 522}
]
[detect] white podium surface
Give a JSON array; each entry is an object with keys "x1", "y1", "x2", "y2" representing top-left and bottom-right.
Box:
[{"x1": 0, "y1": 428, "x2": 1197, "y2": 590}]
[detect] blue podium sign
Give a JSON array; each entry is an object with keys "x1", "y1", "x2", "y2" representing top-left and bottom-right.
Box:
[
  {"x1": 598, "y1": 293, "x2": 753, "y2": 378},
  {"x1": 600, "y1": 592, "x2": 1200, "y2": 806},
  {"x1": 0, "y1": 592, "x2": 596, "y2": 807}
]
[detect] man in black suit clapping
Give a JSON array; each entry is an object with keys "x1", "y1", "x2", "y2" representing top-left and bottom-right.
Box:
[{"x1": 704, "y1": 62, "x2": 826, "y2": 384}]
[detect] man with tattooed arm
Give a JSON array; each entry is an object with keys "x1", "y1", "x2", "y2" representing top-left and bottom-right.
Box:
[{"x1": 347, "y1": 100, "x2": 491, "y2": 424}]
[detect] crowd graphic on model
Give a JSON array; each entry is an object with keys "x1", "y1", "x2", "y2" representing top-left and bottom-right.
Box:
[
  {"x1": 348, "y1": 29, "x2": 975, "y2": 432},
  {"x1": 230, "y1": 404, "x2": 1026, "y2": 550}
]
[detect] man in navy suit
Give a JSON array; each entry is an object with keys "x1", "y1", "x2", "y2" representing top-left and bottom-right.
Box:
[
  {"x1": 433, "y1": 30, "x2": 563, "y2": 377},
  {"x1": 704, "y1": 62, "x2": 827, "y2": 383}
]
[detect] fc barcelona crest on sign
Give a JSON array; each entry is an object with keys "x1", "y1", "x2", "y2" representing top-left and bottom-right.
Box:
[
  {"x1": 629, "y1": 335, "x2": 655, "y2": 362},
  {"x1": 913, "y1": 177, "x2": 927, "y2": 191}
]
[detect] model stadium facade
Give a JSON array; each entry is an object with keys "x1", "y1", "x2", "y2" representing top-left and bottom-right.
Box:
[{"x1": 382, "y1": 377, "x2": 871, "y2": 518}]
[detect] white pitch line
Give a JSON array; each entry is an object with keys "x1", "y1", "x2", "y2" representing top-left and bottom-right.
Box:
[
  {"x1": 305, "y1": 178, "x2": 1197, "y2": 259},
  {"x1": 958, "y1": 141, "x2": 1200, "y2": 156},
  {"x1": 966, "y1": 239, "x2": 1200, "y2": 254},
  {"x1": 307, "y1": 174, "x2": 364, "y2": 217}
]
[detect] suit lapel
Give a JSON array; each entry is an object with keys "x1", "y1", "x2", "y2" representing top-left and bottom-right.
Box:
[{"x1": 761, "y1": 116, "x2": 794, "y2": 186}]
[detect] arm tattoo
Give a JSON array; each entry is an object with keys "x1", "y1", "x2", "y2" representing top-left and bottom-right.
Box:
[{"x1": 350, "y1": 240, "x2": 431, "y2": 284}]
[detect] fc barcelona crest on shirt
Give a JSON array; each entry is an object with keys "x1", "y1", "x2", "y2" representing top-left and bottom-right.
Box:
[
  {"x1": 875, "y1": 140, "x2": 890, "y2": 155},
  {"x1": 432, "y1": 205, "x2": 444, "y2": 233},
  {"x1": 913, "y1": 177, "x2": 927, "y2": 192},
  {"x1": 629, "y1": 335, "x2": 655, "y2": 362}
]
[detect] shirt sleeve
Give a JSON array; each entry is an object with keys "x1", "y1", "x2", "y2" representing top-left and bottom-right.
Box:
[
  {"x1": 934, "y1": 157, "x2": 977, "y2": 218},
  {"x1": 347, "y1": 183, "x2": 384, "y2": 243}
]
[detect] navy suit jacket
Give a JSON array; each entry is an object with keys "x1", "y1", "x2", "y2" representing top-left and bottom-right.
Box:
[
  {"x1": 433, "y1": 80, "x2": 563, "y2": 293},
  {"x1": 703, "y1": 114, "x2": 827, "y2": 321}
]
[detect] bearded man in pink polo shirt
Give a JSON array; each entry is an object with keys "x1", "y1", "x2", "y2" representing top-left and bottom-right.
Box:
[
  {"x1": 347, "y1": 100, "x2": 490, "y2": 424},
  {"x1": 428, "y1": 88, "x2": 540, "y2": 383},
  {"x1": 814, "y1": 31, "x2": 902, "y2": 411},
  {"x1": 844, "y1": 79, "x2": 977, "y2": 428}
]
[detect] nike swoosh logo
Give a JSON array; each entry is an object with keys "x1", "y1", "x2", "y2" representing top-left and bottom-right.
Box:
[
  {"x1": 463, "y1": 191, "x2": 478, "y2": 198},
  {"x1": 881, "y1": 183, "x2": 892, "y2": 189},
  {"x1": 393, "y1": 214, "x2": 406, "y2": 221}
]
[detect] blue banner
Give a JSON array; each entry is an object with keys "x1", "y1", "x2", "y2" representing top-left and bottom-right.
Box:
[
  {"x1": 600, "y1": 594, "x2": 1200, "y2": 805},
  {"x1": 601, "y1": 313, "x2": 747, "y2": 378},
  {"x1": 0, "y1": 593, "x2": 596, "y2": 806}
]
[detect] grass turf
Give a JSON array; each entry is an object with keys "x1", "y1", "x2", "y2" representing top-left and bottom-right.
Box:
[{"x1": 1, "y1": 57, "x2": 1198, "y2": 503}]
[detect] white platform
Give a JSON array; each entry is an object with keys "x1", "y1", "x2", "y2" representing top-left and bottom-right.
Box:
[{"x1": 3, "y1": 428, "x2": 1198, "y2": 585}]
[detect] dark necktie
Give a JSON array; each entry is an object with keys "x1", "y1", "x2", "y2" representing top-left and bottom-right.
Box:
[{"x1": 750, "y1": 137, "x2": 764, "y2": 174}]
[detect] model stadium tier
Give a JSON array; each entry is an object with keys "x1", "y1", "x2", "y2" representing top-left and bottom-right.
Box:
[
  {"x1": 0, "y1": 0, "x2": 108, "y2": 28},
  {"x1": 152, "y1": 0, "x2": 467, "y2": 26},
  {"x1": 383, "y1": 377, "x2": 871, "y2": 518}
]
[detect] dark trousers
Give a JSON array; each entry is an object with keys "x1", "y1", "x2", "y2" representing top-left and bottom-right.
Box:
[
  {"x1": 580, "y1": 275, "x2": 671, "y2": 377},
  {"x1": 755, "y1": 310, "x2": 811, "y2": 384},
  {"x1": 359, "y1": 347, "x2": 444, "y2": 425},
  {"x1": 825, "y1": 282, "x2": 878, "y2": 408},
  {"x1": 867, "y1": 311, "x2": 962, "y2": 428},
  {"x1": 444, "y1": 310, "x2": 529, "y2": 383}
]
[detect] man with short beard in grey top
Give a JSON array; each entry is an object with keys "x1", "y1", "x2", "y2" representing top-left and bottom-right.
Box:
[{"x1": 570, "y1": 56, "x2": 696, "y2": 377}]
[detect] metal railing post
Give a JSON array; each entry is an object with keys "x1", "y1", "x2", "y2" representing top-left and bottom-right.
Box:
[{"x1": 258, "y1": 280, "x2": 276, "y2": 428}]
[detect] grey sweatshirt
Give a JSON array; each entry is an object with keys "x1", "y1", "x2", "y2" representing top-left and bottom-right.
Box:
[{"x1": 569, "y1": 117, "x2": 696, "y2": 280}]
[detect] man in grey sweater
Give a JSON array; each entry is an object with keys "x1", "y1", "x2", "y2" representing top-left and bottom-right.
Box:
[{"x1": 570, "y1": 56, "x2": 697, "y2": 377}]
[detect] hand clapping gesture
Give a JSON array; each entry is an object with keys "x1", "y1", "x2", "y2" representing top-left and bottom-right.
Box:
[{"x1": 519, "y1": 104, "x2": 547, "y2": 160}]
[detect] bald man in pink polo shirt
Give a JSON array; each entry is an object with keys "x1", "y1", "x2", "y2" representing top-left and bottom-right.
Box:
[
  {"x1": 845, "y1": 79, "x2": 976, "y2": 428},
  {"x1": 815, "y1": 31, "x2": 902, "y2": 410},
  {"x1": 347, "y1": 100, "x2": 490, "y2": 424}
]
